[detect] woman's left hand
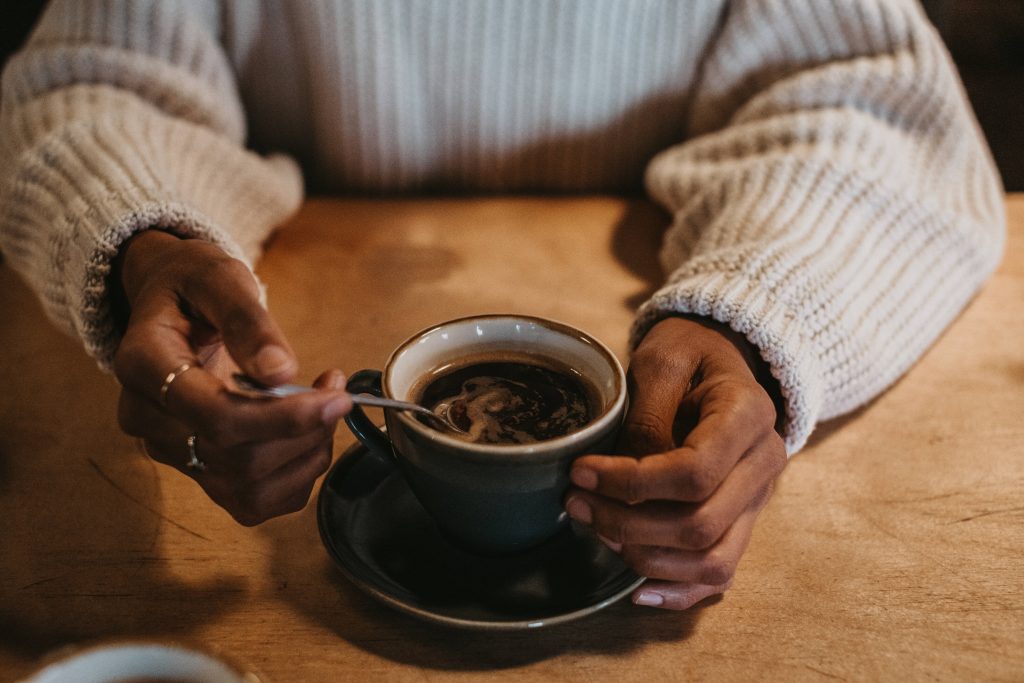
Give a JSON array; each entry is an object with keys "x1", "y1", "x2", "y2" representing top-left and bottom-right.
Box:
[{"x1": 565, "y1": 316, "x2": 787, "y2": 610}]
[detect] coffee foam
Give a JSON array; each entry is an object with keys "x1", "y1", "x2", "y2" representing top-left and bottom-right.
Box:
[{"x1": 414, "y1": 355, "x2": 599, "y2": 445}]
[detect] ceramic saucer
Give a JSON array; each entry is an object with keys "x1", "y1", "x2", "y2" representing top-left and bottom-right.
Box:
[{"x1": 316, "y1": 440, "x2": 644, "y2": 630}]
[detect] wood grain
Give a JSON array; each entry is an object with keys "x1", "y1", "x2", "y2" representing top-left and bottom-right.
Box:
[{"x1": 1, "y1": 196, "x2": 1020, "y2": 681}]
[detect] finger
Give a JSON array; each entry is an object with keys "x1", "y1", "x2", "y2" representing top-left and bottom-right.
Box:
[
  {"x1": 180, "y1": 255, "x2": 298, "y2": 385},
  {"x1": 570, "y1": 432, "x2": 784, "y2": 548},
  {"x1": 209, "y1": 438, "x2": 334, "y2": 526},
  {"x1": 113, "y1": 287, "x2": 201, "y2": 401},
  {"x1": 621, "y1": 348, "x2": 697, "y2": 455},
  {"x1": 119, "y1": 387, "x2": 188, "y2": 440},
  {"x1": 224, "y1": 426, "x2": 334, "y2": 481},
  {"x1": 120, "y1": 385, "x2": 331, "y2": 458},
  {"x1": 117, "y1": 345, "x2": 351, "y2": 447},
  {"x1": 631, "y1": 579, "x2": 732, "y2": 611},
  {"x1": 140, "y1": 414, "x2": 335, "y2": 524},
  {"x1": 118, "y1": 374, "x2": 349, "y2": 449},
  {"x1": 622, "y1": 315, "x2": 755, "y2": 456},
  {"x1": 566, "y1": 492, "x2": 695, "y2": 548},
  {"x1": 571, "y1": 379, "x2": 776, "y2": 503},
  {"x1": 619, "y1": 498, "x2": 759, "y2": 585}
]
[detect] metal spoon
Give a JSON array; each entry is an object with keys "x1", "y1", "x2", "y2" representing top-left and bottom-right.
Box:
[{"x1": 231, "y1": 373, "x2": 465, "y2": 434}]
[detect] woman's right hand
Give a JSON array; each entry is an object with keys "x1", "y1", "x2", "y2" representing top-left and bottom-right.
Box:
[{"x1": 112, "y1": 230, "x2": 352, "y2": 525}]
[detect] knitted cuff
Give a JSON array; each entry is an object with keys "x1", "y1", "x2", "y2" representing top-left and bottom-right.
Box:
[{"x1": 0, "y1": 87, "x2": 304, "y2": 370}]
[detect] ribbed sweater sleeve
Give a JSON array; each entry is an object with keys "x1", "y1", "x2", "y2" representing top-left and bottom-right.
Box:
[
  {"x1": 0, "y1": 0, "x2": 303, "y2": 369},
  {"x1": 636, "y1": 0, "x2": 1006, "y2": 453}
]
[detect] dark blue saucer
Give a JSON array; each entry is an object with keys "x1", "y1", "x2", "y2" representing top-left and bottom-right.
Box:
[{"x1": 316, "y1": 440, "x2": 643, "y2": 630}]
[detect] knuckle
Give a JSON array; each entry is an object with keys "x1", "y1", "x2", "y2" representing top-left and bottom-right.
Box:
[
  {"x1": 232, "y1": 509, "x2": 265, "y2": 527},
  {"x1": 700, "y1": 550, "x2": 737, "y2": 585},
  {"x1": 745, "y1": 388, "x2": 777, "y2": 434},
  {"x1": 677, "y1": 465, "x2": 717, "y2": 501},
  {"x1": 749, "y1": 432, "x2": 787, "y2": 487},
  {"x1": 315, "y1": 448, "x2": 332, "y2": 475},
  {"x1": 197, "y1": 254, "x2": 250, "y2": 287},
  {"x1": 752, "y1": 483, "x2": 774, "y2": 509},
  {"x1": 766, "y1": 434, "x2": 788, "y2": 475},
  {"x1": 631, "y1": 343, "x2": 687, "y2": 377},
  {"x1": 622, "y1": 475, "x2": 649, "y2": 506},
  {"x1": 284, "y1": 489, "x2": 313, "y2": 515},
  {"x1": 625, "y1": 413, "x2": 670, "y2": 455},
  {"x1": 680, "y1": 511, "x2": 723, "y2": 549},
  {"x1": 112, "y1": 335, "x2": 146, "y2": 386},
  {"x1": 233, "y1": 489, "x2": 270, "y2": 526},
  {"x1": 220, "y1": 303, "x2": 261, "y2": 341}
]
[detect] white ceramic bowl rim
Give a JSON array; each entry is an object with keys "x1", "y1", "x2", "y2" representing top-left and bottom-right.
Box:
[{"x1": 22, "y1": 641, "x2": 255, "y2": 683}]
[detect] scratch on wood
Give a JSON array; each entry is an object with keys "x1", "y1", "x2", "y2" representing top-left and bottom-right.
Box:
[
  {"x1": 18, "y1": 575, "x2": 63, "y2": 590},
  {"x1": 804, "y1": 663, "x2": 848, "y2": 681},
  {"x1": 87, "y1": 458, "x2": 212, "y2": 542},
  {"x1": 875, "y1": 491, "x2": 962, "y2": 504},
  {"x1": 952, "y1": 506, "x2": 1024, "y2": 523}
]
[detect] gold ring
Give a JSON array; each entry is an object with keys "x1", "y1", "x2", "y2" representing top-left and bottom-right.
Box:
[
  {"x1": 185, "y1": 434, "x2": 207, "y2": 472},
  {"x1": 160, "y1": 363, "x2": 193, "y2": 406}
]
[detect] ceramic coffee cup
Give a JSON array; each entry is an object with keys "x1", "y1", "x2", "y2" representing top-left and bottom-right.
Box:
[
  {"x1": 344, "y1": 314, "x2": 627, "y2": 555},
  {"x1": 20, "y1": 640, "x2": 262, "y2": 682}
]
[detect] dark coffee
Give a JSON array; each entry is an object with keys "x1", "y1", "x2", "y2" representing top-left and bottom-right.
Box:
[{"x1": 414, "y1": 357, "x2": 600, "y2": 444}]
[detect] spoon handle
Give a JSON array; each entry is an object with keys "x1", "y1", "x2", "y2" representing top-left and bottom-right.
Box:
[
  {"x1": 232, "y1": 376, "x2": 306, "y2": 397},
  {"x1": 349, "y1": 394, "x2": 434, "y2": 416},
  {"x1": 231, "y1": 374, "x2": 434, "y2": 416}
]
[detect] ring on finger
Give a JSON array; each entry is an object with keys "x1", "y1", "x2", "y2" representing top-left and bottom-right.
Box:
[
  {"x1": 160, "y1": 362, "x2": 194, "y2": 406},
  {"x1": 185, "y1": 434, "x2": 208, "y2": 472}
]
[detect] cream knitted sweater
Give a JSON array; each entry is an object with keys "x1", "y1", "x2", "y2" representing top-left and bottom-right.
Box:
[{"x1": 0, "y1": 0, "x2": 1005, "y2": 453}]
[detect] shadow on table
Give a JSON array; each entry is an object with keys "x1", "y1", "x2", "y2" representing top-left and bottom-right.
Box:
[
  {"x1": 609, "y1": 198, "x2": 671, "y2": 311},
  {"x1": 0, "y1": 438, "x2": 248, "y2": 664},
  {"x1": 802, "y1": 407, "x2": 869, "y2": 451},
  {"x1": 265, "y1": 502, "x2": 708, "y2": 672}
]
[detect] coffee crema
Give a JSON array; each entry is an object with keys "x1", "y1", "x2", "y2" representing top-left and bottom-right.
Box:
[{"x1": 413, "y1": 357, "x2": 600, "y2": 444}]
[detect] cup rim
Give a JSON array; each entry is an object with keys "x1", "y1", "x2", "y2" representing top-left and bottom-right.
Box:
[
  {"x1": 383, "y1": 314, "x2": 626, "y2": 456},
  {"x1": 19, "y1": 637, "x2": 263, "y2": 682}
]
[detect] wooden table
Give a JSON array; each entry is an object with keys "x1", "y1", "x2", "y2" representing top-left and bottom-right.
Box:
[{"x1": 1, "y1": 197, "x2": 1021, "y2": 681}]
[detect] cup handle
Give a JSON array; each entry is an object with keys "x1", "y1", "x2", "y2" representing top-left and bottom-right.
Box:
[{"x1": 344, "y1": 369, "x2": 395, "y2": 460}]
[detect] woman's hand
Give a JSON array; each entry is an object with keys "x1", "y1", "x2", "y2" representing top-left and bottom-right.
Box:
[
  {"x1": 565, "y1": 316, "x2": 787, "y2": 610},
  {"x1": 112, "y1": 231, "x2": 351, "y2": 525}
]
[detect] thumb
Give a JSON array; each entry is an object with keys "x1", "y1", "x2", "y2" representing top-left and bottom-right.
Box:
[
  {"x1": 622, "y1": 340, "x2": 699, "y2": 455},
  {"x1": 188, "y1": 258, "x2": 297, "y2": 385}
]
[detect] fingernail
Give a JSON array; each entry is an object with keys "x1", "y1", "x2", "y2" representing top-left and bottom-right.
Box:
[
  {"x1": 634, "y1": 592, "x2": 664, "y2": 607},
  {"x1": 331, "y1": 372, "x2": 347, "y2": 390},
  {"x1": 254, "y1": 345, "x2": 294, "y2": 378},
  {"x1": 565, "y1": 497, "x2": 592, "y2": 524},
  {"x1": 598, "y1": 535, "x2": 622, "y2": 553},
  {"x1": 570, "y1": 467, "x2": 598, "y2": 490},
  {"x1": 321, "y1": 396, "x2": 349, "y2": 424}
]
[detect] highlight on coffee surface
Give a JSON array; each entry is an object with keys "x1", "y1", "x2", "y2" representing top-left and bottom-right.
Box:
[{"x1": 412, "y1": 354, "x2": 601, "y2": 445}]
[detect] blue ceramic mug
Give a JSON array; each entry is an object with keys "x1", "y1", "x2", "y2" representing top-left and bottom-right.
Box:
[{"x1": 344, "y1": 314, "x2": 627, "y2": 555}]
